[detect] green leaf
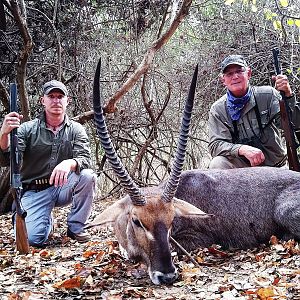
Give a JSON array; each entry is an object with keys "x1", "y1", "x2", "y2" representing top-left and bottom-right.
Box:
[
  {"x1": 251, "y1": 5, "x2": 258, "y2": 12},
  {"x1": 279, "y1": 0, "x2": 288, "y2": 7},
  {"x1": 225, "y1": 0, "x2": 236, "y2": 5},
  {"x1": 287, "y1": 19, "x2": 294, "y2": 26},
  {"x1": 265, "y1": 9, "x2": 277, "y2": 20},
  {"x1": 286, "y1": 69, "x2": 292, "y2": 74},
  {"x1": 273, "y1": 20, "x2": 282, "y2": 30},
  {"x1": 295, "y1": 20, "x2": 300, "y2": 27},
  {"x1": 265, "y1": 10, "x2": 272, "y2": 20}
]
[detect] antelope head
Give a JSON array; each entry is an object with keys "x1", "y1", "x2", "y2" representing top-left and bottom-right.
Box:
[{"x1": 87, "y1": 59, "x2": 208, "y2": 285}]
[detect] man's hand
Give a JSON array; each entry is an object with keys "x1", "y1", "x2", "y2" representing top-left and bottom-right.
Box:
[
  {"x1": 0, "y1": 112, "x2": 23, "y2": 150},
  {"x1": 1, "y1": 112, "x2": 23, "y2": 134},
  {"x1": 272, "y1": 74, "x2": 292, "y2": 97},
  {"x1": 50, "y1": 159, "x2": 77, "y2": 187},
  {"x1": 238, "y1": 145, "x2": 265, "y2": 166}
]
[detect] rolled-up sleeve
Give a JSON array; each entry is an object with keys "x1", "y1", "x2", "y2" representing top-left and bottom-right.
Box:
[{"x1": 72, "y1": 123, "x2": 92, "y2": 173}]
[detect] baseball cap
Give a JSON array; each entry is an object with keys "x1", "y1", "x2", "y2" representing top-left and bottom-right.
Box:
[
  {"x1": 43, "y1": 80, "x2": 68, "y2": 96},
  {"x1": 221, "y1": 55, "x2": 248, "y2": 72}
]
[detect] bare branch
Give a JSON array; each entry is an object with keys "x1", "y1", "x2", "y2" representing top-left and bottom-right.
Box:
[
  {"x1": 170, "y1": 236, "x2": 201, "y2": 267},
  {"x1": 10, "y1": 0, "x2": 33, "y2": 121},
  {"x1": 105, "y1": 0, "x2": 192, "y2": 113},
  {"x1": 0, "y1": 0, "x2": 6, "y2": 31},
  {"x1": 0, "y1": 79, "x2": 9, "y2": 111},
  {"x1": 27, "y1": 6, "x2": 62, "y2": 79},
  {"x1": 73, "y1": 0, "x2": 192, "y2": 124},
  {"x1": 157, "y1": 0, "x2": 171, "y2": 39},
  {"x1": 130, "y1": 76, "x2": 172, "y2": 177}
]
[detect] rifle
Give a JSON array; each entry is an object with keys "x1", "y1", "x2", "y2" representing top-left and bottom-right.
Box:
[
  {"x1": 9, "y1": 83, "x2": 30, "y2": 254},
  {"x1": 272, "y1": 48, "x2": 300, "y2": 172}
]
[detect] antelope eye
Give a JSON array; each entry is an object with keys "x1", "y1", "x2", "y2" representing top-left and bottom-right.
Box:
[{"x1": 132, "y1": 218, "x2": 142, "y2": 228}]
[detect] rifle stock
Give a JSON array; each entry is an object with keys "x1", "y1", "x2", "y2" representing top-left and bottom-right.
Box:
[
  {"x1": 272, "y1": 48, "x2": 300, "y2": 172},
  {"x1": 9, "y1": 83, "x2": 29, "y2": 254}
]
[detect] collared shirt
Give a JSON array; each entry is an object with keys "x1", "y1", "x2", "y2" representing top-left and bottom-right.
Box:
[
  {"x1": 208, "y1": 86, "x2": 300, "y2": 167},
  {"x1": 0, "y1": 112, "x2": 92, "y2": 184}
]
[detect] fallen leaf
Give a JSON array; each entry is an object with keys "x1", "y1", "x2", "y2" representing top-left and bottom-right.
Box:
[
  {"x1": 53, "y1": 276, "x2": 83, "y2": 289},
  {"x1": 257, "y1": 287, "x2": 275, "y2": 299},
  {"x1": 39, "y1": 249, "x2": 52, "y2": 259},
  {"x1": 272, "y1": 277, "x2": 280, "y2": 286},
  {"x1": 85, "y1": 274, "x2": 94, "y2": 285},
  {"x1": 270, "y1": 235, "x2": 279, "y2": 245},
  {"x1": 95, "y1": 250, "x2": 106, "y2": 262},
  {"x1": 255, "y1": 252, "x2": 268, "y2": 261},
  {"x1": 208, "y1": 247, "x2": 228, "y2": 258},
  {"x1": 82, "y1": 250, "x2": 98, "y2": 258}
]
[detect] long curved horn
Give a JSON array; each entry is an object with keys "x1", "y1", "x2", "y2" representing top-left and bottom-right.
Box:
[
  {"x1": 93, "y1": 58, "x2": 146, "y2": 206},
  {"x1": 161, "y1": 65, "x2": 198, "y2": 202}
]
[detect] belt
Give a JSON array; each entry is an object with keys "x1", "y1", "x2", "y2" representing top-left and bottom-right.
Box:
[{"x1": 23, "y1": 178, "x2": 52, "y2": 192}]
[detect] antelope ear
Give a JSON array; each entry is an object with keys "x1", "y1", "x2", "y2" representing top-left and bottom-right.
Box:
[
  {"x1": 173, "y1": 197, "x2": 210, "y2": 218},
  {"x1": 85, "y1": 196, "x2": 131, "y2": 229}
]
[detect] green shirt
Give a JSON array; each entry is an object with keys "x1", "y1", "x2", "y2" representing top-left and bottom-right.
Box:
[{"x1": 0, "y1": 112, "x2": 92, "y2": 184}]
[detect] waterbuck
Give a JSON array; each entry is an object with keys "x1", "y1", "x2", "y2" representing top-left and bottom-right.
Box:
[{"x1": 87, "y1": 59, "x2": 300, "y2": 285}]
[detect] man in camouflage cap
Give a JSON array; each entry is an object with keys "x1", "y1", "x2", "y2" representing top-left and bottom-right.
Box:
[
  {"x1": 208, "y1": 54, "x2": 300, "y2": 169},
  {"x1": 0, "y1": 80, "x2": 96, "y2": 246}
]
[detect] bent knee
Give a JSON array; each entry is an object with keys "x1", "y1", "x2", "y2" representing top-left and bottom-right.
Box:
[
  {"x1": 209, "y1": 156, "x2": 250, "y2": 169},
  {"x1": 209, "y1": 156, "x2": 232, "y2": 169},
  {"x1": 80, "y1": 169, "x2": 97, "y2": 182},
  {"x1": 27, "y1": 226, "x2": 49, "y2": 247}
]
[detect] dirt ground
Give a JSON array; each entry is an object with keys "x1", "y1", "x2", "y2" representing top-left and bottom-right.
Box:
[{"x1": 0, "y1": 197, "x2": 300, "y2": 300}]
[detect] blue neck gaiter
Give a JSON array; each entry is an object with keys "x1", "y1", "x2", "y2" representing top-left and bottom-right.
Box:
[{"x1": 226, "y1": 87, "x2": 252, "y2": 121}]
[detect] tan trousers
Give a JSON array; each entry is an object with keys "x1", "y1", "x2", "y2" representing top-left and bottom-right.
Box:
[{"x1": 209, "y1": 156, "x2": 251, "y2": 169}]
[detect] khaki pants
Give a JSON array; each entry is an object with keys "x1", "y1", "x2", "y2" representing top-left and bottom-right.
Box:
[
  {"x1": 209, "y1": 156, "x2": 288, "y2": 169},
  {"x1": 209, "y1": 156, "x2": 251, "y2": 169}
]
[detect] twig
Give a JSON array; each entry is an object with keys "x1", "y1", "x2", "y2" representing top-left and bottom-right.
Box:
[{"x1": 170, "y1": 236, "x2": 200, "y2": 267}]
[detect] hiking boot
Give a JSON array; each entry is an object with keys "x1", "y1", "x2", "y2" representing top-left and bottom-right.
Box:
[{"x1": 67, "y1": 228, "x2": 91, "y2": 243}]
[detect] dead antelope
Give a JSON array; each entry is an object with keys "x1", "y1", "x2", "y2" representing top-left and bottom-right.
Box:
[{"x1": 87, "y1": 59, "x2": 300, "y2": 285}]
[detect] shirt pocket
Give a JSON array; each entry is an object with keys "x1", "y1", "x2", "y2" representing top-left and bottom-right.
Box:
[
  {"x1": 259, "y1": 110, "x2": 269, "y2": 127},
  {"x1": 57, "y1": 140, "x2": 74, "y2": 160},
  {"x1": 250, "y1": 118, "x2": 261, "y2": 135}
]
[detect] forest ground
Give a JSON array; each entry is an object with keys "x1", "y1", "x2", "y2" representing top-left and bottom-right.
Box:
[{"x1": 0, "y1": 197, "x2": 300, "y2": 300}]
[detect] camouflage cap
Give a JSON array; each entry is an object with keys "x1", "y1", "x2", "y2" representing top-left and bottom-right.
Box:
[
  {"x1": 221, "y1": 55, "x2": 248, "y2": 72},
  {"x1": 43, "y1": 80, "x2": 68, "y2": 96}
]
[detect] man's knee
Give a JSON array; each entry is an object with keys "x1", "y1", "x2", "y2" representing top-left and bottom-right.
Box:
[
  {"x1": 24, "y1": 222, "x2": 50, "y2": 247},
  {"x1": 79, "y1": 169, "x2": 97, "y2": 187},
  {"x1": 209, "y1": 156, "x2": 232, "y2": 169},
  {"x1": 209, "y1": 156, "x2": 250, "y2": 169}
]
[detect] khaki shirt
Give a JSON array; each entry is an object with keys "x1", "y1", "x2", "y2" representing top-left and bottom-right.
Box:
[
  {"x1": 0, "y1": 113, "x2": 91, "y2": 184},
  {"x1": 208, "y1": 86, "x2": 300, "y2": 167}
]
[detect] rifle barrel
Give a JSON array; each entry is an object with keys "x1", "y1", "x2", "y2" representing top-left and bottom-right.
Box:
[
  {"x1": 272, "y1": 48, "x2": 300, "y2": 172},
  {"x1": 9, "y1": 82, "x2": 30, "y2": 254}
]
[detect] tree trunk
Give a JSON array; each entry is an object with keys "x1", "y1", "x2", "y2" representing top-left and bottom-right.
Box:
[{"x1": 0, "y1": 168, "x2": 13, "y2": 214}]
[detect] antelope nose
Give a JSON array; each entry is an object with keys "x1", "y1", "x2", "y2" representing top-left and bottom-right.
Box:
[{"x1": 158, "y1": 272, "x2": 178, "y2": 285}]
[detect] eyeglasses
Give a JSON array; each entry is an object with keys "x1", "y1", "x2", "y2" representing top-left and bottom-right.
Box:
[{"x1": 223, "y1": 68, "x2": 247, "y2": 78}]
